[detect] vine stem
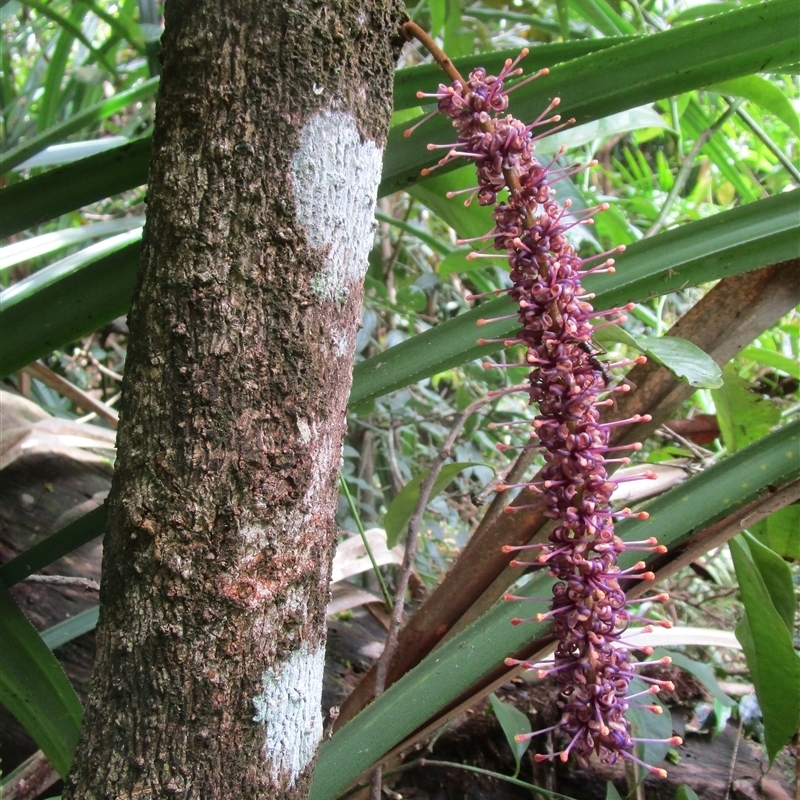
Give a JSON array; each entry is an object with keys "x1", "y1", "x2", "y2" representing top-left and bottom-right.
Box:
[
  {"x1": 368, "y1": 394, "x2": 501, "y2": 799},
  {"x1": 401, "y1": 21, "x2": 464, "y2": 84}
]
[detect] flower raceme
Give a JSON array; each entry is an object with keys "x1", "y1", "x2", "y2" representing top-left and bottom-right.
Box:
[{"x1": 408, "y1": 40, "x2": 679, "y2": 776}]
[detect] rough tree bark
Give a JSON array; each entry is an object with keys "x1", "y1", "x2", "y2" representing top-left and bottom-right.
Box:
[{"x1": 63, "y1": 1, "x2": 404, "y2": 797}]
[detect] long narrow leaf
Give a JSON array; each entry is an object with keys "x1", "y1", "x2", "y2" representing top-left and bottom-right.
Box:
[
  {"x1": 310, "y1": 420, "x2": 800, "y2": 800},
  {"x1": 349, "y1": 190, "x2": 800, "y2": 408},
  {"x1": 41, "y1": 606, "x2": 100, "y2": 651},
  {"x1": 0, "y1": 137, "x2": 151, "y2": 238},
  {"x1": 0, "y1": 217, "x2": 144, "y2": 271},
  {"x1": 381, "y1": 0, "x2": 800, "y2": 195},
  {"x1": 0, "y1": 237, "x2": 141, "y2": 377},
  {"x1": 5, "y1": 1, "x2": 797, "y2": 238},
  {"x1": 0, "y1": 77, "x2": 159, "y2": 173},
  {"x1": 0, "y1": 589, "x2": 83, "y2": 778},
  {"x1": 393, "y1": 37, "x2": 636, "y2": 111},
  {"x1": 0, "y1": 505, "x2": 107, "y2": 588}
]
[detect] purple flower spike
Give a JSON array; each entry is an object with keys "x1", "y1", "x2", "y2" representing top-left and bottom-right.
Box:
[{"x1": 417, "y1": 58, "x2": 679, "y2": 773}]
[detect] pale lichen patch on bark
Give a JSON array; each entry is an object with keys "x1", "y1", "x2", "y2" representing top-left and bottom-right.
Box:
[
  {"x1": 290, "y1": 110, "x2": 383, "y2": 303},
  {"x1": 252, "y1": 642, "x2": 325, "y2": 785}
]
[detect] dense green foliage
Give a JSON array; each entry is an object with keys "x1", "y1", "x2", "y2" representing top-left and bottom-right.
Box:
[{"x1": 0, "y1": 0, "x2": 798, "y2": 796}]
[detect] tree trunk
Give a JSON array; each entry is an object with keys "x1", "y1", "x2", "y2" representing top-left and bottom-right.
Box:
[{"x1": 63, "y1": 1, "x2": 403, "y2": 797}]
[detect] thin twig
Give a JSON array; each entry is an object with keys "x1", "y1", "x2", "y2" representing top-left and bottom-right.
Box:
[
  {"x1": 724, "y1": 694, "x2": 748, "y2": 800},
  {"x1": 368, "y1": 394, "x2": 499, "y2": 798},
  {"x1": 734, "y1": 104, "x2": 800, "y2": 184},
  {"x1": 646, "y1": 99, "x2": 744, "y2": 238},
  {"x1": 86, "y1": 351, "x2": 124, "y2": 381},
  {"x1": 416, "y1": 759, "x2": 580, "y2": 800},
  {"x1": 25, "y1": 574, "x2": 100, "y2": 591},
  {"x1": 339, "y1": 474, "x2": 393, "y2": 610},
  {"x1": 655, "y1": 424, "x2": 713, "y2": 462},
  {"x1": 23, "y1": 361, "x2": 119, "y2": 427}
]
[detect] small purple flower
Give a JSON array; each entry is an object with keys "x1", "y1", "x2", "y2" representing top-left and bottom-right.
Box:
[{"x1": 414, "y1": 56, "x2": 680, "y2": 774}]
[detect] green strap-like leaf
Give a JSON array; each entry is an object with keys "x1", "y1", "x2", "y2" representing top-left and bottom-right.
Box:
[
  {"x1": 380, "y1": 0, "x2": 800, "y2": 195},
  {"x1": 0, "y1": 589, "x2": 83, "y2": 778},
  {"x1": 349, "y1": 190, "x2": 800, "y2": 408},
  {"x1": 0, "y1": 77, "x2": 159, "y2": 174},
  {"x1": 0, "y1": 505, "x2": 107, "y2": 588},
  {"x1": 0, "y1": 137, "x2": 152, "y2": 239},
  {"x1": 4, "y1": 1, "x2": 797, "y2": 238},
  {"x1": 309, "y1": 421, "x2": 800, "y2": 800},
  {"x1": 392, "y1": 37, "x2": 636, "y2": 111},
  {"x1": 0, "y1": 239, "x2": 141, "y2": 378},
  {"x1": 41, "y1": 606, "x2": 100, "y2": 651}
]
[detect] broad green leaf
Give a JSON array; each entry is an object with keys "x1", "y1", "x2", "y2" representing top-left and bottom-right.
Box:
[
  {"x1": 349, "y1": 191, "x2": 800, "y2": 408},
  {"x1": 0, "y1": 505, "x2": 107, "y2": 588},
  {"x1": 742, "y1": 531, "x2": 796, "y2": 631},
  {"x1": 710, "y1": 75, "x2": 800, "y2": 138},
  {"x1": 309, "y1": 421, "x2": 800, "y2": 800},
  {"x1": 739, "y1": 345, "x2": 800, "y2": 381},
  {"x1": 651, "y1": 649, "x2": 735, "y2": 708},
  {"x1": 594, "y1": 325, "x2": 640, "y2": 350},
  {"x1": 384, "y1": 462, "x2": 485, "y2": 547},
  {"x1": 488, "y1": 692, "x2": 531, "y2": 777},
  {"x1": 712, "y1": 364, "x2": 781, "y2": 453},
  {"x1": 730, "y1": 535, "x2": 800, "y2": 762},
  {"x1": 676, "y1": 787, "x2": 701, "y2": 800},
  {"x1": 396, "y1": 284, "x2": 428, "y2": 313},
  {"x1": 750, "y1": 505, "x2": 800, "y2": 560},
  {"x1": 636, "y1": 336, "x2": 723, "y2": 389},
  {"x1": 0, "y1": 589, "x2": 83, "y2": 778},
  {"x1": 42, "y1": 606, "x2": 100, "y2": 651}
]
